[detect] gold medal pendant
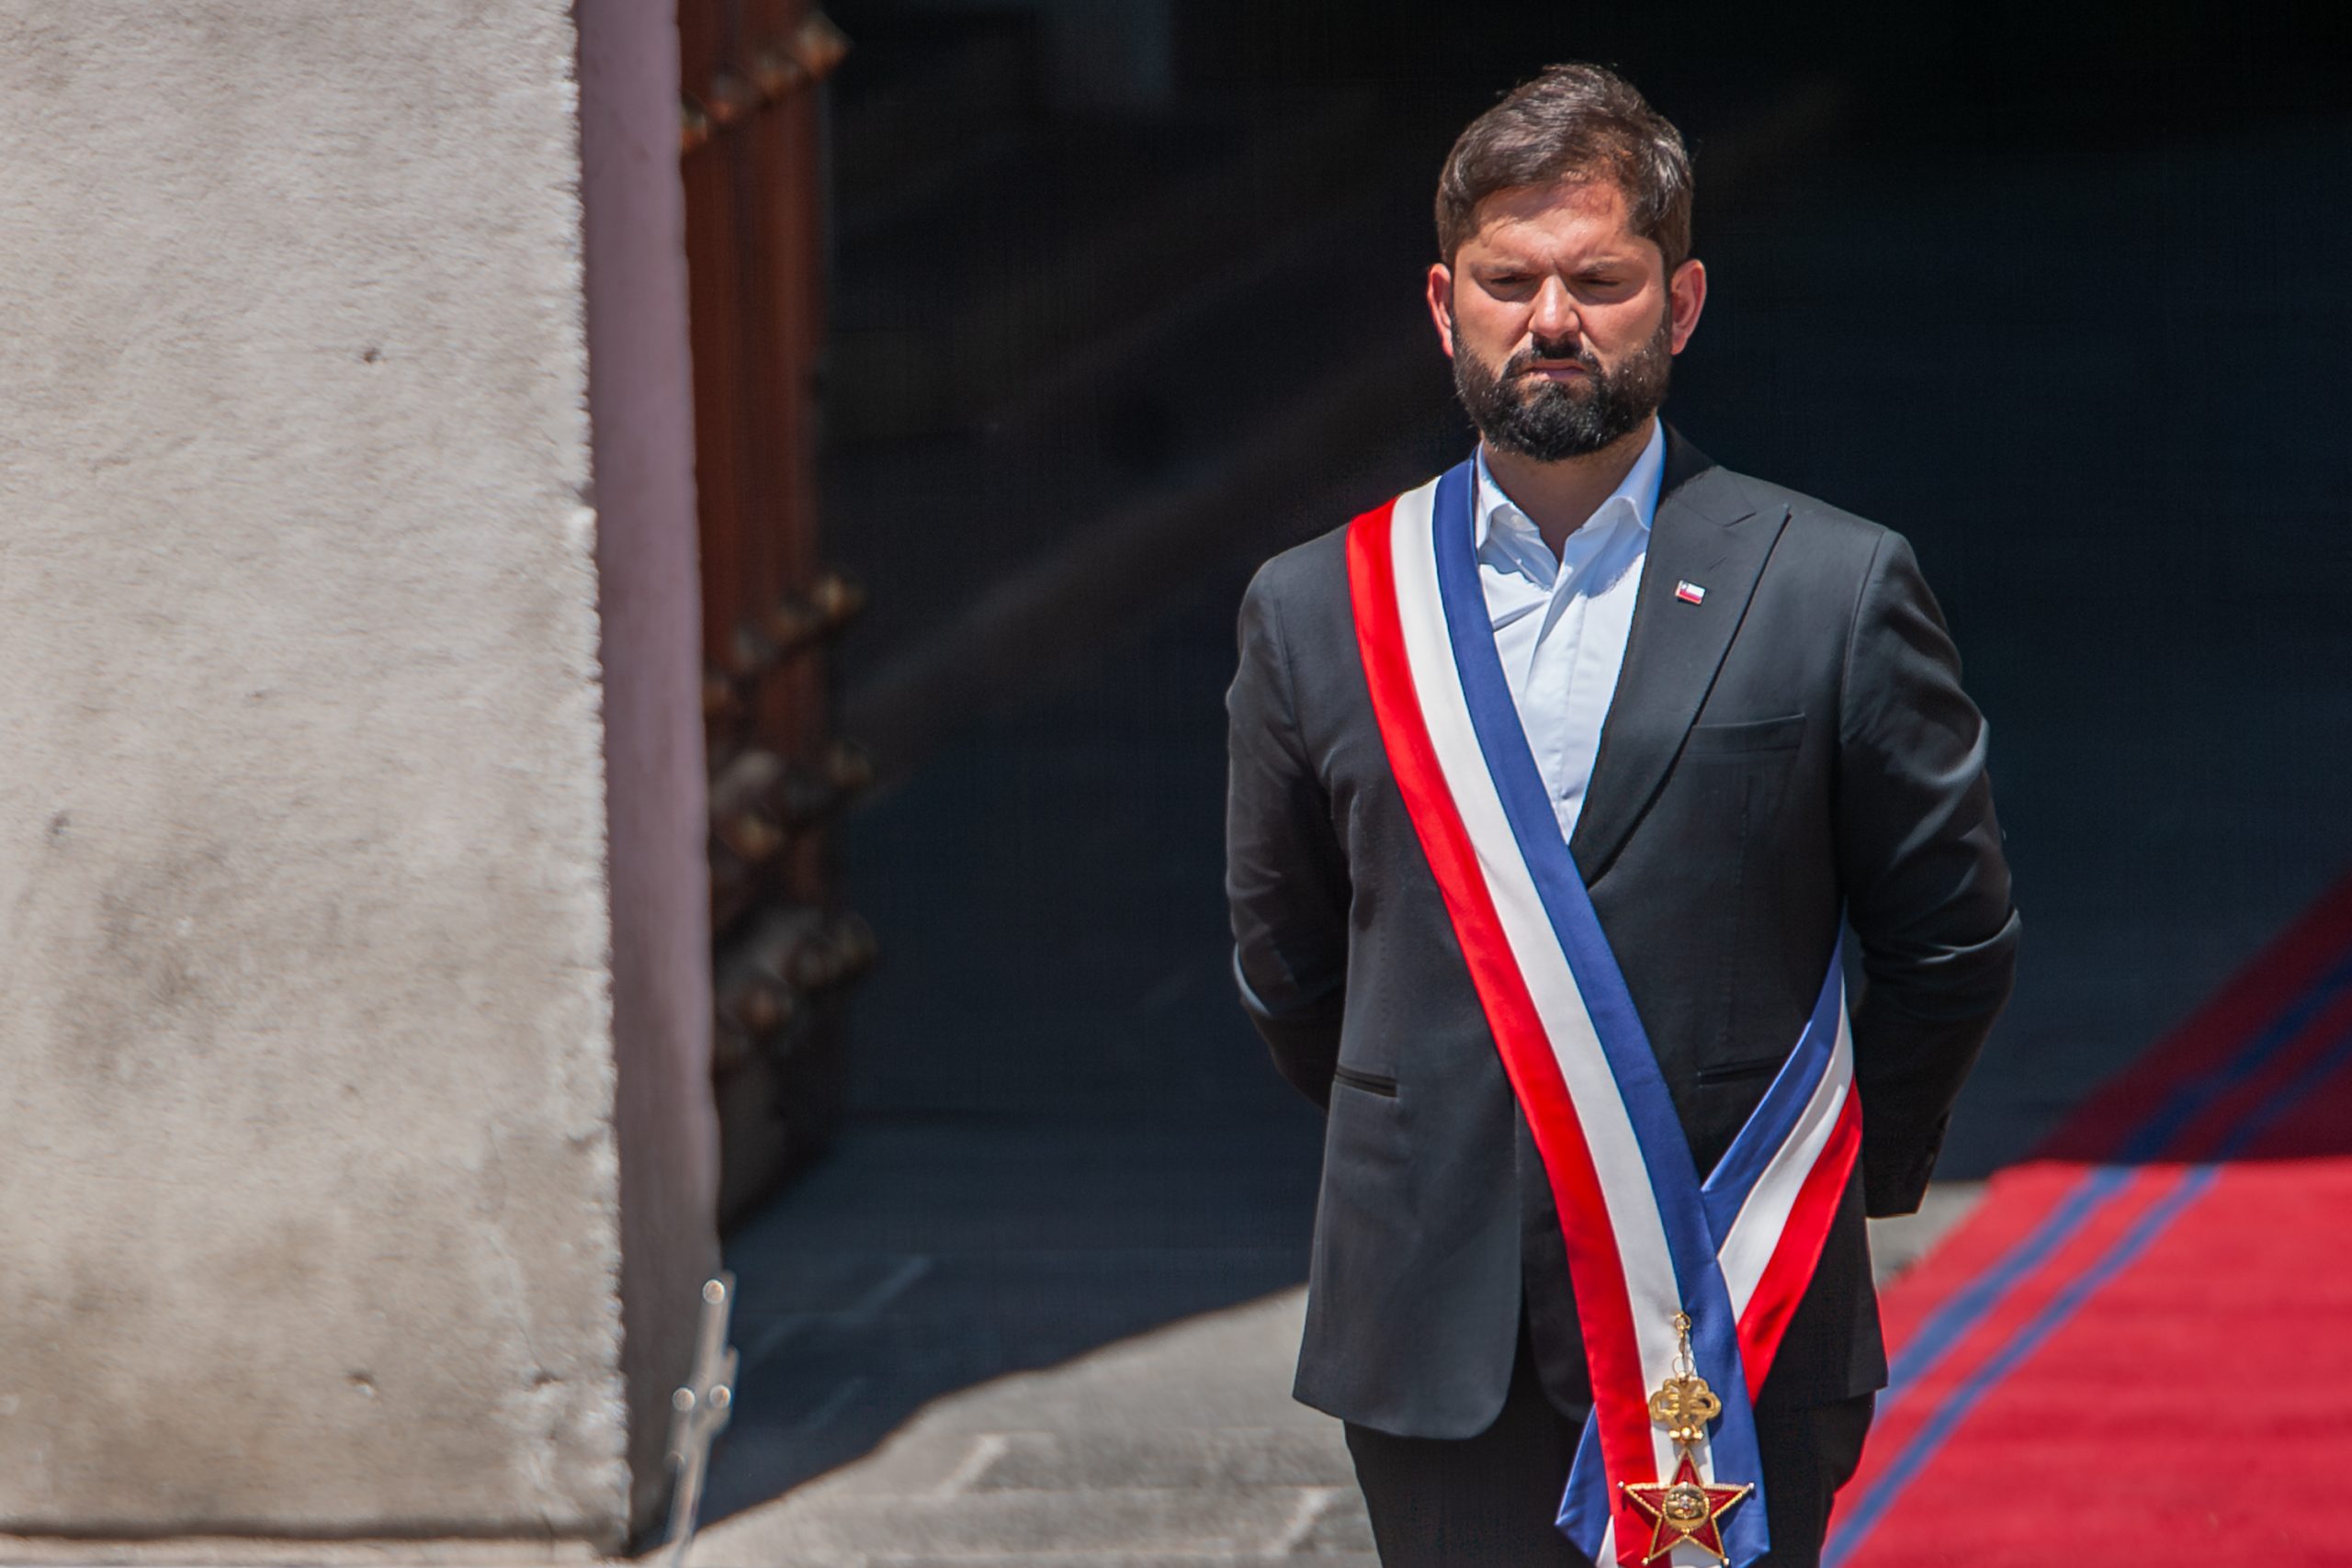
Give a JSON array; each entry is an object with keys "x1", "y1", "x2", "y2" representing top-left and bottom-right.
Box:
[{"x1": 1619, "y1": 1313, "x2": 1754, "y2": 1565}]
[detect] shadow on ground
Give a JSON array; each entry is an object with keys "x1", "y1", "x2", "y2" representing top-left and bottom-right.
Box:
[{"x1": 705, "y1": 569, "x2": 1327, "y2": 1521}]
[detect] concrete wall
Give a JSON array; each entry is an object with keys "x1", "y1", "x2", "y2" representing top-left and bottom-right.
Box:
[
  {"x1": 579, "y1": 0, "x2": 725, "y2": 1539},
  {"x1": 0, "y1": 1, "x2": 706, "y2": 1548}
]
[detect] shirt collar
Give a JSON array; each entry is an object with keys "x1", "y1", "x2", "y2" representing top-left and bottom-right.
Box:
[{"x1": 1474, "y1": 416, "x2": 1668, "y2": 554}]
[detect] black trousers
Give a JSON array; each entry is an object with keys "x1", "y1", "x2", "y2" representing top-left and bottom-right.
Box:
[{"x1": 1344, "y1": 1320, "x2": 1873, "y2": 1568}]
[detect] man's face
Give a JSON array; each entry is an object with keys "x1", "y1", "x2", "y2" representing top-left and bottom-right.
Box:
[{"x1": 1426, "y1": 178, "x2": 1706, "y2": 461}]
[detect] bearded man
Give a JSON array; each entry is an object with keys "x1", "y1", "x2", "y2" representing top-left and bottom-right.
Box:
[{"x1": 1224, "y1": 65, "x2": 2018, "y2": 1568}]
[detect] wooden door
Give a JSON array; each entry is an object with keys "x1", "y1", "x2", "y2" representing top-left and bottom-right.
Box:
[{"x1": 677, "y1": 0, "x2": 870, "y2": 1224}]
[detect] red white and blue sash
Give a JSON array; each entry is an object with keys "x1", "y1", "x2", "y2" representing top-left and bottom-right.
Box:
[{"x1": 1345, "y1": 462, "x2": 1861, "y2": 1567}]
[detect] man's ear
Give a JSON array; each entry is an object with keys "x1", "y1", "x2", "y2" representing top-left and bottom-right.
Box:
[
  {"x1": 1668, "y1": 258, "x2": 1707, "y2": 355},
  {"x1": 1425, "y1": 263, "x2": 1456, "y2": 359}
]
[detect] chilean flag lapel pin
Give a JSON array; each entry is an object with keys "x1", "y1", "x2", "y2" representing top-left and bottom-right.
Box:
[{"x1": 1675, "y1": 581, "x2": 1707, "y2": 604}]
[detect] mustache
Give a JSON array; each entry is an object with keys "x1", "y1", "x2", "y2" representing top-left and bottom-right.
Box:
[{"x1": 1504, "y1": 335, "x2": 1602, "y2": 378}]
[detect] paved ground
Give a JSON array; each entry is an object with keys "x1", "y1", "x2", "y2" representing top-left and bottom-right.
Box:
[
  {"x1": 691, "y1": 1291, "x2": 1373, "y2": 1568},
  {"x1": 688, "y1": 118, "x2": 2352, "y2": 1564},
  {"x1": 687, "y1": 1193, "x2": 1982, "y2": 1568}
]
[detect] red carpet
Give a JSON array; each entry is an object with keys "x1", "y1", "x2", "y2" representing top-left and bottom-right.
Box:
[{"x1": 1826, "y1": 874, "x2": 2352, "y2": 1567}]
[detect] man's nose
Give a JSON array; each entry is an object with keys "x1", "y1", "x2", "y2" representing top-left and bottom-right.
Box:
[{"x1": 1527, "y1": 277, "x2": 1579, "y2": 347}]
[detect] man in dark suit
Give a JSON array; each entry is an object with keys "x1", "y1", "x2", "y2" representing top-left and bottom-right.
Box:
[{"x1": 1224, "y1": 65, "x2": 2018, "y2": 1568}]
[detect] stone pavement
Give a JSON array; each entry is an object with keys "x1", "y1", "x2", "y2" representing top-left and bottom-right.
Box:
[
  {"x1": 685, "y1": 1198, "x2": 1978, "y2": 1568},
  {"x1": 689, "y1": 1290, "x2": 1372, "y2": 1568}
]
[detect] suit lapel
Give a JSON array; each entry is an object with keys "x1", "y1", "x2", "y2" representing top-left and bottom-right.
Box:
[{"x1": 1569, "y1": 425, "x2": 1790, "y2": 881}]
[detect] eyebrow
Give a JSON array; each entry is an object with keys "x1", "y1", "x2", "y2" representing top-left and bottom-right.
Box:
[{"x1": 1473, "y1": 254, "x2": 1643, "y2": 274}]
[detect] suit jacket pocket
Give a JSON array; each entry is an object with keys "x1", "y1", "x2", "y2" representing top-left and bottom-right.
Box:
[
  {"x1": 1681, "y1": 712, "x2": 1806, "y2": 755},
  {"x1": 1333, "y1": 1065, "x2": 1398, "y2": 1098},
  {"x1": 1325, "y1": 1067, "x2": 1411, "y2": 1189},
  {"x1": 1694, "y1": 1054, "x2": 1782, "y2": 1087}
]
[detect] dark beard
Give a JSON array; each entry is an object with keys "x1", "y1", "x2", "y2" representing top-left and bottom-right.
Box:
[{"x1": 1449, "y1": 305, "x2": 1673, "y2": 461}]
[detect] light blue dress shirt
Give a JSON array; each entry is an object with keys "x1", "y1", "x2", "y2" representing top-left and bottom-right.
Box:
[
  {"x1": 1232, "y1": 423, "x2": 1669, "y2": 1010},
  {"x1": 1473, "y1": 417, "x2": 1667, "y2": 841}
]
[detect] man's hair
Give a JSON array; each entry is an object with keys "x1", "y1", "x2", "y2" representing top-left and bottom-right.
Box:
[{"x1": 1435, "y1": 63, "x2": 1693, "y2": 271}]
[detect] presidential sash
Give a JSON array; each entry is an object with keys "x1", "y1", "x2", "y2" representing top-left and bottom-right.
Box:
[{"x1": 1345, "y1": 462, "x2": 1861, "y2": 1568}]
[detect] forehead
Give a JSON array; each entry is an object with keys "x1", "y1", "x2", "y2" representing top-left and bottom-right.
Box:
[{"x1": 1458, "y1": 178, "x2": 1651, "y2": 266}]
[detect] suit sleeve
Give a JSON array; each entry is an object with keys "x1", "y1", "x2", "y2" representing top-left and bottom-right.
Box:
[
  {"x1": 1225, "y1": 565, "x2": 1351, "y2": 1109},
  {"x1": 1836, "y1": 532, "x2": 2021, "y2": 1216}
]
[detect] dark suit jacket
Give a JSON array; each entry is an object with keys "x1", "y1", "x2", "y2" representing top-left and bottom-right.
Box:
[{"x1": 1225, "y1": 427, "x2": 2018, "y2": 1438}]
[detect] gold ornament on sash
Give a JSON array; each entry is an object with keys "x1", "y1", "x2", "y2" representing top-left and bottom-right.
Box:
[{"x1": 1620, "y1": 1311, "x2": 1755, "y2": 1565}]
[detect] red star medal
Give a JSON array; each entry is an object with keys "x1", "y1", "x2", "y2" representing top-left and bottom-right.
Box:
[{"x1": 1620, "y1": 1450, "x2": 1753, "y2": 1564}]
